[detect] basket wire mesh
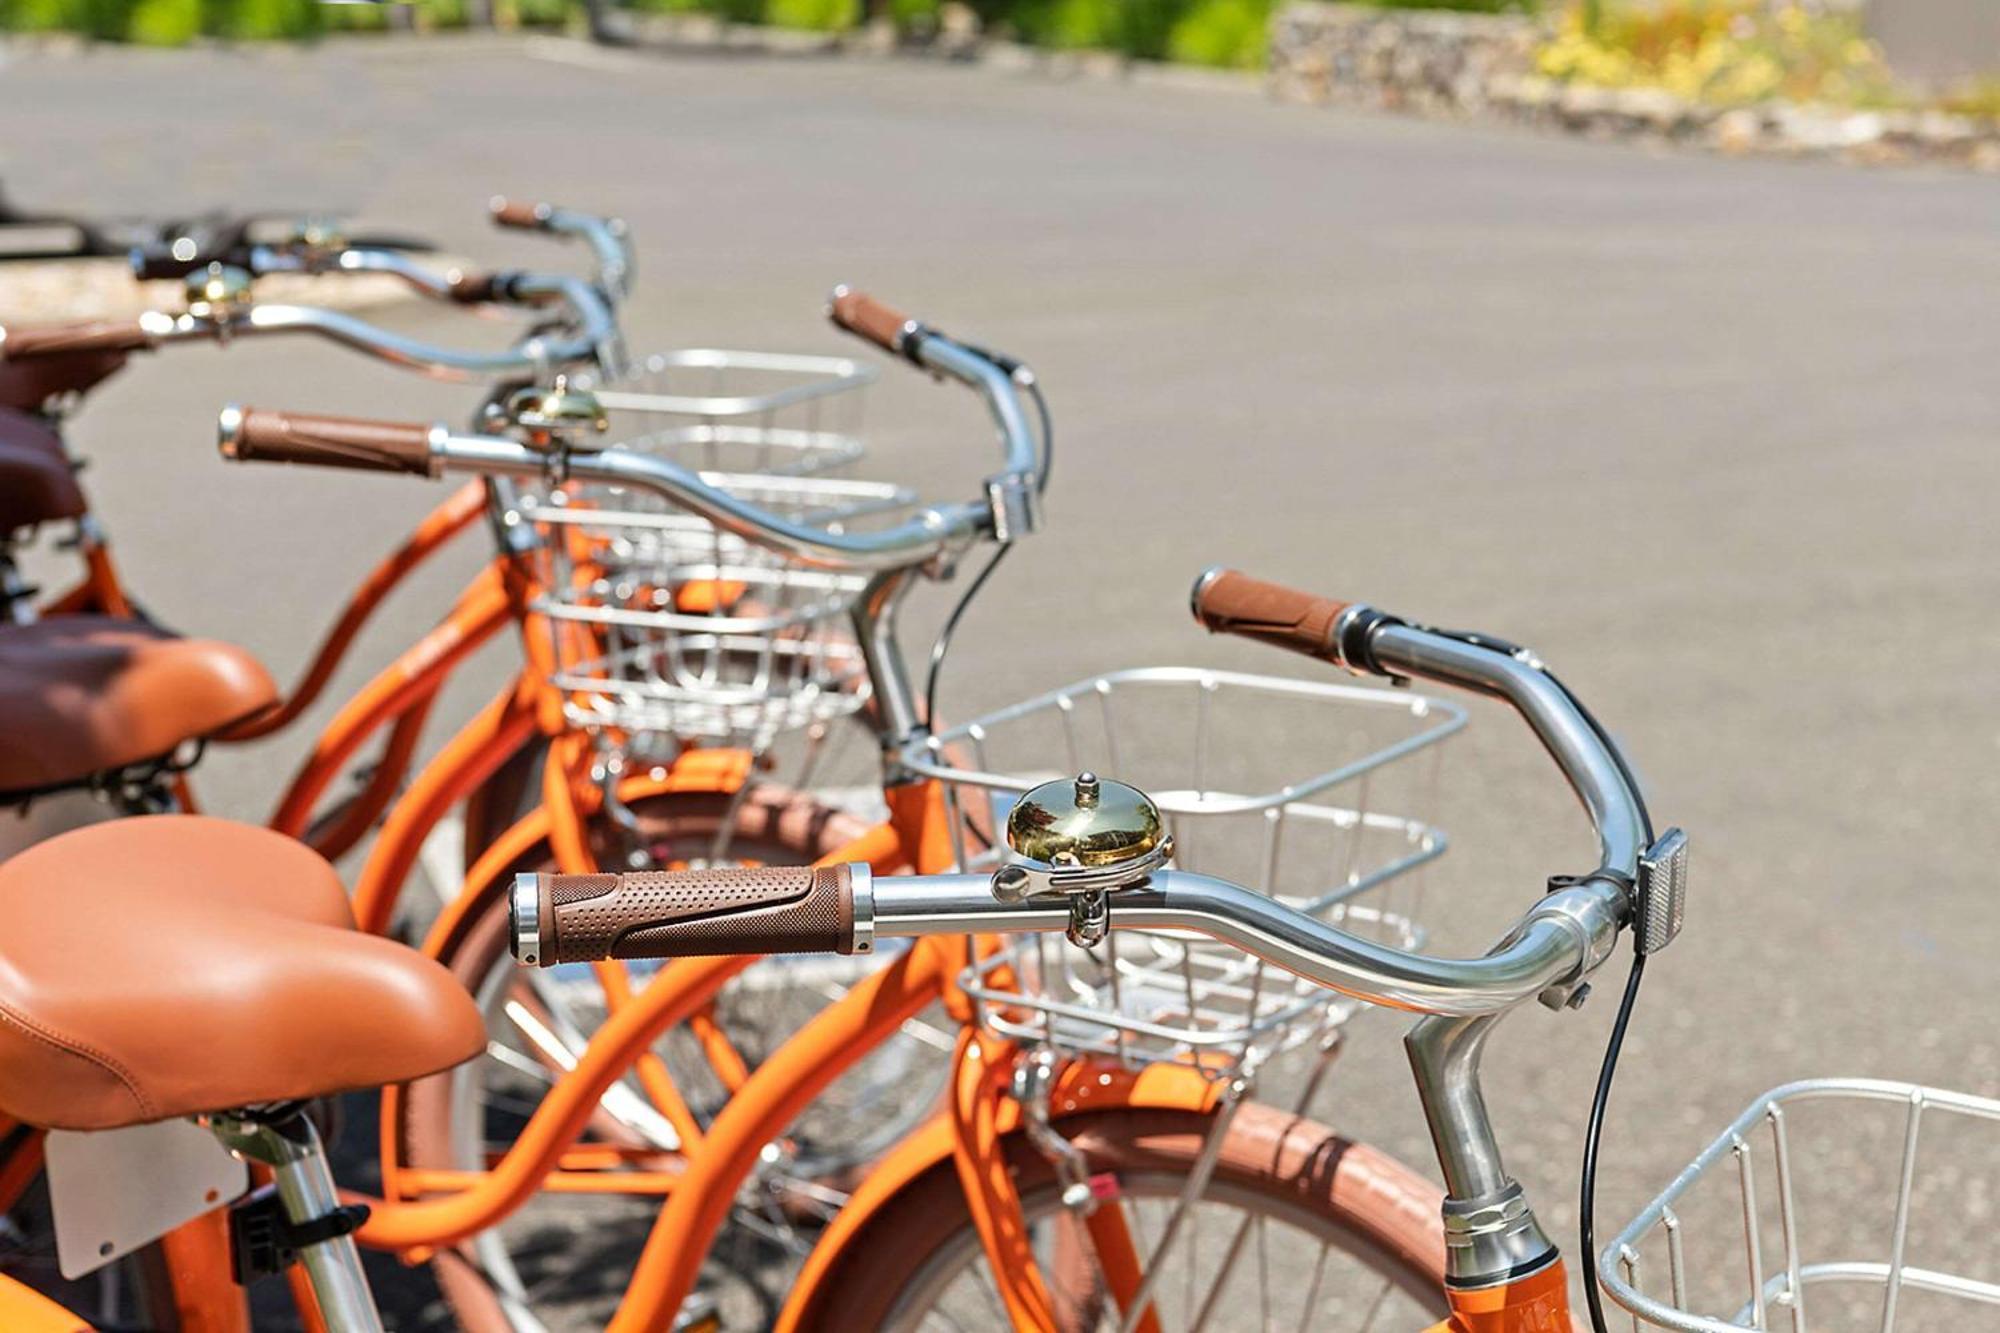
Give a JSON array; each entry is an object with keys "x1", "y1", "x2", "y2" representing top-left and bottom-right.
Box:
[
  {"x1": 578, "y1": 347, "x2": 875, "y2": 478},
  {"x1": 1601, "y1": 1078, "x2": 2000, "y2": 1332},
  {"x1": 528, "y1": 348, "x2": 898, "y2": 753},
  {"x1": 901, "y1": 667, "x2": 1466, "y2": 1076},
  {"x1": 526, "y1": 472, "x2": 918, "y2": 752}
]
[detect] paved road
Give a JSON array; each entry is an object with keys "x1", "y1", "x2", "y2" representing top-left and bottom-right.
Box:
[{"x1": 4, "y1": 34, "x2": 1998, "y2": 1330}]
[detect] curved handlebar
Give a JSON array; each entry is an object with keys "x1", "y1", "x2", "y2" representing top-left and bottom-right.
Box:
[
  {"x1": 218, "y1": 302, "x2": 1044, "y2": 567},
  {"x1": 1, "y1": 265, "x2": 620, "y2": 381},
  {"x1": 825, "y1": 286, "x2": 1043, "y2": 535},
  {"x1": 513, "y1": 585, "x2": 1656, "y2": 1020},
  {"x1": 1195, "y1": 569, "x2": 1648, "y2": 878},
  {"x1": 513, "y1": 865, "x2": 1619, "y2": 1019},
  {"x1": 489, "y1": 197, "x2": 634, "y2": 300}
]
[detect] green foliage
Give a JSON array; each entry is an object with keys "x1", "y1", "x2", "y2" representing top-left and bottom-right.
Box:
[
  {"x1": 128, "y1": 0, "x2": 199, "y2": 40},
  {"x1": 206, "y1": 0, "x2": 322, "y2": 39},
  {"x1": 0, "y1": 0, "x2": 80, "y2": 31},
  {"x1": 1346, "y1": 0, "x2": 1534, "y2": 10},
  {"x1": 1167, "y1": 0, "x2": 1265, "y2": 67},
  {"x1": 0, "y1": 0, "x2": 1524, "y2": 65},
  {"x1": 763, "y1": 0, "x2": 853, "y2": 30}
]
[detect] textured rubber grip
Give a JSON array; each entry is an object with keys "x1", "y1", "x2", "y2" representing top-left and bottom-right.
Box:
[
  {"x1": 489, "y1": 197, "x2": 552, "y2": 231},
  {"x1": 1191, "y1": 568, "x2": 1353, "y2": 668},
  {"x1": 528, "y1": 866, "x2": 857, "y2": 965},
  {"x1": 1, "y1": 320, "x2": 156, "y2": 359},
  {"x1": 446, "y1": 268, "x2": 503, "y2": 304},
  {"x1": 220, "y1": 406, "x2": 438, "y2": 476},
  {"x1": 827, "y1": 287, "x2": 913, "y2": 354}
]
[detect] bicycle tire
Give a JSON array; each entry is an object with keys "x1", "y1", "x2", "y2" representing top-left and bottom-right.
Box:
[{"x1": 791, "y1": 1102, "x2": 1449, "y2": 1332}]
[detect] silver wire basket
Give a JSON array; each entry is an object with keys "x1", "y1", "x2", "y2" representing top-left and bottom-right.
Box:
[
  {"x1": 1600, "y1": 1078, "x2": 2000, "y2": 1332},
  {"x1": 900, "y1": 667, "x2": 1466, "y2": 1075},
  {"x1": 525, "y1": 471, "x2": 918, "y2": 751},
  {"x1": 577, "y1": 348, "x2": 876, "y2": 478}
]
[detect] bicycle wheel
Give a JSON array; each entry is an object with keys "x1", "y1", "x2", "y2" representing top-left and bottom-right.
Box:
[
  {"x1": 400, "y1": 785, "x2": 954, "y2": 1333},
  {"x1": 793, "y1": 1103, "x2": 1448, "y2": 1332}
]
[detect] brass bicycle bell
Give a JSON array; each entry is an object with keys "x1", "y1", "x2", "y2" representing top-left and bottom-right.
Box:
[
  {"x1": 991, "y1": 773, "x2": 1173, "y2": 946},
  {"x1": 184, "y1": 263, "x2": 253, "y2": 323},
  {"x1": 288, "y1": 216, "x2": 347, "y2": 259},
  {"x1": 507, "y1": 375, "x2": 609, "y2": 451}
]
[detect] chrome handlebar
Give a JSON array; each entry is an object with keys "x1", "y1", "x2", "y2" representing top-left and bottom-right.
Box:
[
  {"x1": 857, "y1": 869, "x2": 1621, "y2": 1019},
  {"x1": 493, "y1": 200, "x2": 635, "y2": 301},
  {"x1": 390, "y1": 323, "x2": 1043, "y2": 568},
  {"x1": 133, "y1": 268, "x2": 620, "y2": 381},
  {"x1": 864, "y1": 617, "x2": 1650, "y2": 1018}
]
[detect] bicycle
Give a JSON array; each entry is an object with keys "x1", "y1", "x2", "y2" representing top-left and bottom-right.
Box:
[
  {"x1": 213, "y1": 312, "x2": 1474, "y2": 1328},
  {"x1": 496, "y1": 568, "x2": 1692, "y2": 1332},
  {"x1": 0, "y1": 563, "x2": 1552, "y2": 1332},
  {"x1": 0, "y1": 205, "x2": 896, "y2": 1314}
]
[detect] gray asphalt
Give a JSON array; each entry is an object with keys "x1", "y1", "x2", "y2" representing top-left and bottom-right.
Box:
[{"x1": 3, "y1": 33, "x2": 1998, "y2": 1330}]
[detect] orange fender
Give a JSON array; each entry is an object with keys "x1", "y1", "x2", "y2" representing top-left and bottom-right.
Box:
[
  {"x1": 0, "y1": 1275, "x2": 91, "y2": 1332},
  {"x1": 775, "y1": 1058, "x2": 1222, "y2": 1333}
]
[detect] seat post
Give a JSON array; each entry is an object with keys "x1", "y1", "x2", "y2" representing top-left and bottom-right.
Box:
[{"x1": 210, "y1": 1109, "x2": 384, "y2": 1333}]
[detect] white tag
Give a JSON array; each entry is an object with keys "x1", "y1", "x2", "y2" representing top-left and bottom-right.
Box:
[{"x1": 46, "y1": 1120, "x2": 248, "y2": 1279}]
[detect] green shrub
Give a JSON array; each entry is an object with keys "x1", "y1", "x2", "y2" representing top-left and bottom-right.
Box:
[
  {"x1": 205, "y1": 0, "x2": 321, "y2": 38},
  {"x1": 129, "y1": 0, "x2": 199, "y2": 40},
  {"x1": 0, "y1": 0, "x2": 83, "y2": 32},
  {"x1": 513, "y1": 0, "x2": 569, "y2": 25},
  {"x1": 1167, "y1": 0, "x2": 1265, "y2": 67},
  {"x1": 763, "y1": 0, "x2": 854, "y2": 30},
  {"x1": 320, "y1": 1, "x2": 390, "y2": 30}
]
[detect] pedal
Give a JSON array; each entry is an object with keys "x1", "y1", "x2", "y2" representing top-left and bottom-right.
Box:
[{"x1": 1634, "y1": 828, "x2": 1689, "y2": 956}]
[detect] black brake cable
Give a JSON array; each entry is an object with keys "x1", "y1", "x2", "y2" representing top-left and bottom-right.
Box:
[
  {"x1": 1429, "y1": 628, "x2": 1655, "y2": 1333},
  {"x1": 919, "y1": 375, "x2": 1053, "y2": 733},
  {"x1": 1542, "y1": 663, "x2": 1655, "y2": 1333}
]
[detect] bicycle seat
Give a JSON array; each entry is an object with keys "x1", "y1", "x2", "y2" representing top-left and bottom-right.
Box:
[
  {"x1": 0, "y1": 408, "x2": 84, "y2": 533},
  {"x1": 0, "y1": 344, "x2": 127, "y2": 413},
  {"x1": 0, "y1": 816, "x2": 485, "y2": 1131},
  {"x1": 0, "y1": 617, "x2": 278, "y2": 797}
]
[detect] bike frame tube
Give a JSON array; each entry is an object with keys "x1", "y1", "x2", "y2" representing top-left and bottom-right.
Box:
[
  {"x1": 947, "y1": 1028, "x2": 1061, "y2": 1331},
  {"x1": 223, "y1": 481, "x2": 489, "y2": 741},
  {"x1": 347, "y1": 677, "x2": 540, "y2": 935},
  {"x1": 268, "y1": 562, "x2": 513, "y2": 841}
]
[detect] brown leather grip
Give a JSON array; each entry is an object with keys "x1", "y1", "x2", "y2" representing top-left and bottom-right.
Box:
[
  {"x1": 527, "y1": 866, "x2": 856, "y2": 965},
  {"x1": 1191, "y1": 568, "x2": 1353, "y2": 668},
  {"x1": 1, "y1": 320, "x2": 156, "y2": 359},
  {"x1": 446, "y1": 268, "x2": 502, "y2": 304},
  {"x1": 221, "y1": 407, "x2": 437, "y2": 477},
  {"x1": 489, "y1": 197, "x2": 551, "y2": 230},
  {"x1": 827, "y1": 287, "x2": 913, "y2": 354}
]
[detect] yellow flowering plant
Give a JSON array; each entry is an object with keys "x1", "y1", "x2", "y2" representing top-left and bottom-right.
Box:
[{"x1": 1537, "y1": 1, "x2": 1899, "y2": 109}]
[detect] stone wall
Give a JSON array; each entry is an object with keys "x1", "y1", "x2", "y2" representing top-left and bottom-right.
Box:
[{"x1": 1269, "y1": 3, "x2": 1541, "y2": 115}]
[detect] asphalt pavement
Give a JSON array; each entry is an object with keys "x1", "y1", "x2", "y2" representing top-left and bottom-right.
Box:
[{"x1": 3, "y1": 32, "x2": 1997, "y2": 1330}]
